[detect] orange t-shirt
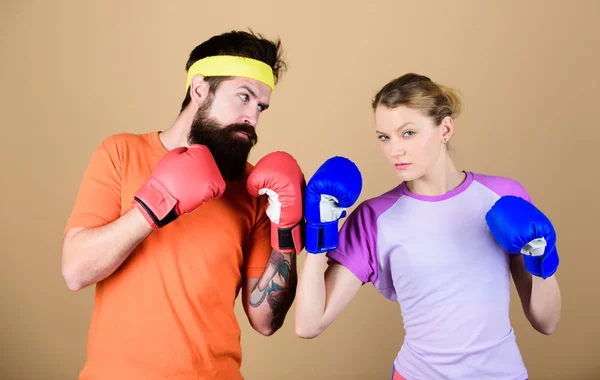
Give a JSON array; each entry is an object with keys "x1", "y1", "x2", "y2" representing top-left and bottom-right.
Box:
[{"x1": 64, "y1": 131, "x2": 272, "y2": 380}]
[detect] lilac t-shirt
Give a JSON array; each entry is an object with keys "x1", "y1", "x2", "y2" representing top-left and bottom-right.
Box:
[{"x1": 327, "y1": 172, "x2": 532, "y2": 380}]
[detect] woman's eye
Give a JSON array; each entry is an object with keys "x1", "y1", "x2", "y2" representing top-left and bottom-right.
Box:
[
  {"x1": 403, "y1": 131, "x2": 415, "y2": 137},
  {"x1": 377, "y1": 135, "x2": 388, "y2": 141},
  {"x1": 239, "y1": 94, "x2": 249, "y2": 102}
]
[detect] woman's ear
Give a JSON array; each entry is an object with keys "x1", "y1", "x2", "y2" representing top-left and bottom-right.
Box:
[{"x1": 440, "y1": 116, "x2": 454, "y2": 144}]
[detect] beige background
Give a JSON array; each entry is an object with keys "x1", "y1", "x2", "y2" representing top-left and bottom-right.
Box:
[{"x1": 2, "y1": 0, "x2": 599, "y2": 379}]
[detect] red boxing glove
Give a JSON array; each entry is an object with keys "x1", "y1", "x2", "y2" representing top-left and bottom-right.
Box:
[
  {"x1": 247, "y1": 151, "x2": 305, "y2": 254},
  {"x1": 134, "y1": 144, "x2": 226, "y2": 229}
]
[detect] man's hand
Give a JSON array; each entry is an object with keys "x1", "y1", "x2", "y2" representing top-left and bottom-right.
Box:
[
  {"x1": 246, "y1": 151, "x2": 305, "y2": 254},
  {"x1": 134, "y1": 145, "x2": 226, "y2": 229}
]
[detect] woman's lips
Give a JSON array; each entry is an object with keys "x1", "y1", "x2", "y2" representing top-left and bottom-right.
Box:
[{"x1": 394, "y1": 163, "x2": 411, "y2": 170}]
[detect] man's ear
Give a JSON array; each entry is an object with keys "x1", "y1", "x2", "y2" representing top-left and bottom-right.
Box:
[{"x1": 189, "y1": 74, "x2": 209, "y2": 106}]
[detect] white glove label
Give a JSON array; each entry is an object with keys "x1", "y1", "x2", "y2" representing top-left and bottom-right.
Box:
[
  {"x1": 320, "y1": 194, "x2": 345, "y2": 223},
  {"x1": 259, "y1": 188, "x2": 281, "y2": 224},
  {"x1": 521, "y1": 237, "x2": 546, "y2": 257}
]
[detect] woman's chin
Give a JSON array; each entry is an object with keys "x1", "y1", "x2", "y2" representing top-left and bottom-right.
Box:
[
  {"x1": 394, "y1": 167, "x2": 418, "y2": 182},
  {"x1": 397, "y1": 171, "x2": 429, "y2": 185}
]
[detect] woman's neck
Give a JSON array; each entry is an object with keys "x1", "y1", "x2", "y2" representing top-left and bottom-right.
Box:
[{"x1": 405, "y1": 155, "x2": 466, "y2": 196}]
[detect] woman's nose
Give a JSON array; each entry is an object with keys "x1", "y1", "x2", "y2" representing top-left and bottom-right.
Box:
[{"x1": 390, "y1": 140, "x2": 406, "y2": 157}]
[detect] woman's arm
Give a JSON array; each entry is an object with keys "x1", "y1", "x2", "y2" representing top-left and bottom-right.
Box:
[
  {"x1": 294, "y1": 253, "x2": 363, "y2": 339},
  {"x1": 510, "y1": 254, "x2": 562, "y2": 335}
]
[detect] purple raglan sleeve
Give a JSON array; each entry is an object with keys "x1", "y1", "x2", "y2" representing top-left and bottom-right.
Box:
[
  {"x1": 474, "y1": 174, "x2": 534, "y2": 204},
  {"x1": 326, "y1": 201, "x2": 379, "y2": 284}
]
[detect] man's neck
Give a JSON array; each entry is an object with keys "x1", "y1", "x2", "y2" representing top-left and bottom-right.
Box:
[
  {"x1": 406, "y1": 153, "x2": 466, "y2": 196},
  {"x1": 159, "y1": 108, "x2": 194, "y2": 151}
]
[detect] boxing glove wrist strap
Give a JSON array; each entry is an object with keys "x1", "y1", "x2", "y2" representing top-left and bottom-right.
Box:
[
  {"x1": 133, "y1": 179, "x2": 179, "y2": 230},
  {"x1": 522, "y1": 245, "x2": 560, "y2": 279},
  {"x1": 272, "y1": 220, "x2": 304, "y2": 254},
  {"x1": 134, "y1": 198, "x2": 179, "y2": 229},
  {"x1": 305, "y1": 220, "x2": 340, "y2": 254}
]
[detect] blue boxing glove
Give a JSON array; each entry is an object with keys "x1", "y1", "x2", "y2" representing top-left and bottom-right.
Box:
[
  {"x1": 305, "y1": 157, "x2": 362, "y2": 254},
  {"x1": 485, "y1": 195, "x2": 559, "y2": 279}
]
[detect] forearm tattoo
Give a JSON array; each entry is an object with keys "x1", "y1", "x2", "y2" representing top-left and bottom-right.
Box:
[{"x1": 249, "y1": 250, "x2": 297, "y2": 330}]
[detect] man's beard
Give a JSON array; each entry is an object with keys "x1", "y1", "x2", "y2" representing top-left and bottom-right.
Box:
[{"x1": 188, "y1": 99, "x2": 258, "y2": 182}]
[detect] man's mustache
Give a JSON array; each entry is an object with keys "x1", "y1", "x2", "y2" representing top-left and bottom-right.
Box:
[{"x1": 221, "y1": 123, "x2": 258, "y2": 145}]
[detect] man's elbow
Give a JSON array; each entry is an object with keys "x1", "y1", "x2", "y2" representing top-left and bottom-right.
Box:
[
  {"x1": 253, "y1": 324, "x2": 276, "y2": 337},
  {"x1": 65, "y1": 281, "x2": 84, "y2": 292},
  {"x1": 247, "y1": 315, "x2": 280, "y2": 337},
  {"x1": 61, "y1": 230, "x2": 91, "y2": 292},
  {"x1": 61, "y1": 252, "x2": 86, "y2": 292},
  {"x1": 61, "y1": 266, "x2": 85, "y2": 292}
]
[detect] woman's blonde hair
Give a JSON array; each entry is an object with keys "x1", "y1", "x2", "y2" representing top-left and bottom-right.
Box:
[{"x1": 372, "y1": 73, "x2": 462, "y2": 125}]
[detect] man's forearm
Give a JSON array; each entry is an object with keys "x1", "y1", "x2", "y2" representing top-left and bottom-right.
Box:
[
  {"x1": 249, "y1": 249, "x2": 297, "y2": 332},
  {"x1": 61, "y1": 207, "x2": 153, "y2": 291}
]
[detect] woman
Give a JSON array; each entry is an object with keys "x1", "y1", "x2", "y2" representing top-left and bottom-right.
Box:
[{"x1": 295, "y1": 73, "x2": 562, "y2": 380}]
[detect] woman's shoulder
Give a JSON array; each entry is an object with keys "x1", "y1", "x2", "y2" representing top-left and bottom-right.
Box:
[
  {"x1": 470, "y1": 171, "x2": 531, "y2": 200},
  {"x1": 350, "y1": 183, "x2": 405, "y2": 219}
]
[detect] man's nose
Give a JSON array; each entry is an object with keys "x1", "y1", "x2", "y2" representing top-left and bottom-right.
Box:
[{"x1": 242, "y1": 110, "x2": 259, "y2": 127}]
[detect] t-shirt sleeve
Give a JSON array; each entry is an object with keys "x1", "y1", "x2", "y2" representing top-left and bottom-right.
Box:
[
  {"x1": 508, "y1": 179, "x2": 533, "y2": 204},
  {"x1": 242, "y1": 197, "x2": 272, "y2": 279},
  {"x1": 64, "y1": 135, "x2": 123, "y2": 234},
  {"x1": 326, "y1": 202, "x2": 379, "y2": 284},
  {"x1": 476, "y1": 174, "x2": 534, "y2": 204}
]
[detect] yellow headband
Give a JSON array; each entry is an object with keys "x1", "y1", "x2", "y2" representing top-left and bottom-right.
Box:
[{"x1": 185, "y1": 55, "x2": 275, "y2": 91}]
